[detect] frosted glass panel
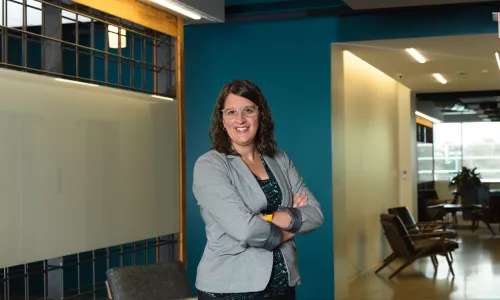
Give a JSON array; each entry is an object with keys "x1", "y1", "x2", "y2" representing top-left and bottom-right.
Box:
[
  {"x1": 0, "y1": 68, "x2": 179, "y2": 268},
  {"x1": 433, "y1": 123, "x2": 462, "y2": 181}
]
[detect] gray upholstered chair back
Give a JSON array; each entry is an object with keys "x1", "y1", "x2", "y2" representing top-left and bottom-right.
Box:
[{"x1": 106, "y1": 261, "x2": 191, "y2": 300}]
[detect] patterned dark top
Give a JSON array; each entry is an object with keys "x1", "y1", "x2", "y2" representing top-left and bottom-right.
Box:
[{"x1": 200, "y1": 156, "x2": 293, "y2": 299}]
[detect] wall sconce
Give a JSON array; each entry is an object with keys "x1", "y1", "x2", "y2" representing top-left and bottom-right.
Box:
[{"x1": 108, "y1": 25, "x2": 127, "y2": 49}]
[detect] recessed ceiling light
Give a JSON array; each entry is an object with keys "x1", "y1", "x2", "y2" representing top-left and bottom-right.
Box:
[
  {"x1": 432, "y1": 73, "x2": 447, "y2": 84},
  {"x1": 405, "y1": 48, "x2": 427, "y2": 64},
  {"x1": 150, "y1": 0, "x2": 202, "y2": 20}
]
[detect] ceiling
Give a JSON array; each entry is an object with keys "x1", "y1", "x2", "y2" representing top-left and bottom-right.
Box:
[
  {"x1": 336, "y1": 34, "x2": 500, "y2": 122},
  {"x1": 337, "y1": 34, "x2": 500, "y2": 93},
  {"x1": 343, "y1": 0, "x2": 498, "y2": 10},
  {"x1": 223, "y1": 0, "x2": 500, "y2": 22}
]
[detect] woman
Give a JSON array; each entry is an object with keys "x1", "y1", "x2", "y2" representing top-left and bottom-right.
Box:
[{"x1": 193, "y1": 79, "x2": 324, "y2": 300}]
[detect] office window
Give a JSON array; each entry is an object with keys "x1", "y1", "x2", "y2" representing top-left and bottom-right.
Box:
[
  {"x1": 462, "y1": 122, "x2": 500, "y2": 182},
  {"x1": 433, "y1": 122, "x2": 500, "y2": 182},
  {"x1": 417, "y1": 142, "x2": 434, "y2": 183}
]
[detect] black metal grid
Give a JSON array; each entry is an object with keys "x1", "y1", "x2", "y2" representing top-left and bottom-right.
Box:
[
  {"x1": 0, "y1": 0, "x2": 177, "y2": 97},
  {"x1": 0, "y1": 235, "x2": 179, "y2": 300}
]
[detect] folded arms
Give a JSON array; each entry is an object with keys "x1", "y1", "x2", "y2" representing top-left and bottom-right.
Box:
[{"x1": 193, "y1": 152, "x2": 324, "y2": 252}]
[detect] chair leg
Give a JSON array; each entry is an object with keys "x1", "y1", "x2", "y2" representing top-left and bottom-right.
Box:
[
  {"x1": 445, "y1": 252, "x2": 455, "y2": 277},
  {"x1": 383, "y1": 253, "x2": 395, "y2": 262},
  {"x1": 389, "y1": 259, "x2": 415, "y2": 279},
  {"x1": 449, "y1": 252, "x2": 453, "y2": 262},
  {"x1": 430, "y1": 256, "x2": 438, "y2": 271},
  {"x1": 375, "y1": 254, "x2": 397, "y2": 274},
  {"x1": 484, "y1": 221, "x2": 496, "y2": 236}
]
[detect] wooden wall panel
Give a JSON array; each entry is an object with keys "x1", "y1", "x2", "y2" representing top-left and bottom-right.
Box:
[
  {"x1": 416, "y1": 115, "x2": 433, "y2": 128},
  {"x1": 176, "y1": 17, "x2": 186, "y2": 265},
  {"x1": 72, "y1": 0, "x2": 178, "y2": 37}
]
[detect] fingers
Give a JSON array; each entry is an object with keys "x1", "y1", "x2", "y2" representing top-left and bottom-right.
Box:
[{"x1": 293, "y1": 193, "x2": 308, "y2": 208}]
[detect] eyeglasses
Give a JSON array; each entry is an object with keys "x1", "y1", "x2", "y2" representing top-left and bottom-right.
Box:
[{"x1": 222, "y1": 106, "x2": 258, "y2": 118}]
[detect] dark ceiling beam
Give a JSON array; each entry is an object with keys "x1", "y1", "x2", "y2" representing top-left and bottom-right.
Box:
[
  {"x1": 225, "y1": 1, "x2": 500, "y2": 23},
  {"x1": 225, "y1": 6, "x2": 352, "y2": 23},
  {"x1": 417, "y1": 90, "x2": 500, "y2": 102},
  {"x1": 225, "y1": 0, "x2": 347, "y2": 15}
]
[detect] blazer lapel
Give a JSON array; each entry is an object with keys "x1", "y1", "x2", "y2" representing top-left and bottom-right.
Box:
[
  {"x1": 263, "y1": 155, "x2": 291, "y2": 207},
  {"x1": 229, "y1": 155, "x2": 267, "y2": 211}
]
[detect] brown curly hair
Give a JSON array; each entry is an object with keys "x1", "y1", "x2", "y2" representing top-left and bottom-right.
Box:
[{"x1": 209, "y1": 79, "x2": 277, "y2": 157}]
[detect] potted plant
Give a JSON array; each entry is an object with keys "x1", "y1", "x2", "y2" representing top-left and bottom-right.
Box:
[{"x1": 449, "y1": 166, "x2": 482, "y2": 220}]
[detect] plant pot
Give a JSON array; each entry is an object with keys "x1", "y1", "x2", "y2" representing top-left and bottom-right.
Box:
[{"x1": 459, "y1": 187, "x2": 479, "y2": 220}]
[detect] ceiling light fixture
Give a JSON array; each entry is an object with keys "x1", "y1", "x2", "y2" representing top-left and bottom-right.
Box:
[
  {"x1": 432, "y1": 73, "x2": 447, "y2": 84},
  {"x1": 152, "y1": 95, "x2": 174, "y2": 101},
  {"x1": 150, "y1": 0, "x2": 201, "y2": 20},
  {"x1": 54, "y1": 78, "x2": 99, "y2": 87},
  {"x1": 415, "y1": 111, "x2": 442, "y2": 124},
  {"x1": 405, "y1": 48, "x2": 427, "y2": 63},
  {"x1": 495, "y1": 52, "x2": 500, "y2": 71}
]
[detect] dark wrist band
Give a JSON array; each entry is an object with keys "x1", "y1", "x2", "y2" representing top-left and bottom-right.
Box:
[{"x1": 278, "y1": 206, "x2": 303, "y2": 233}]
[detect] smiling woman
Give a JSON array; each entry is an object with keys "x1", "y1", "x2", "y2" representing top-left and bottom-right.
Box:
[{"x1": 192, "y1": 79, "x2": 324, "y2": 300}]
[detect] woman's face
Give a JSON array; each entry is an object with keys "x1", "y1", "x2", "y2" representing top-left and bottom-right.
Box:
[{"x1": 222, "y1": 93, "x2": 259, "y2": 149}]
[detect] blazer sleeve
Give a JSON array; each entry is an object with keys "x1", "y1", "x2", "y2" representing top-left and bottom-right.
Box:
[
  {"x1": 280, "y1": 151, "x2": 324, "y2": 234},
  {"x1": 193, "y1": 153, "x2": 282, "y2": 251}
]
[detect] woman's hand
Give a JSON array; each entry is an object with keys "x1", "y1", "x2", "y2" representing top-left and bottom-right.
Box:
[{"x1": 293, "y1": 193, "x2": 308, "y2": 208}]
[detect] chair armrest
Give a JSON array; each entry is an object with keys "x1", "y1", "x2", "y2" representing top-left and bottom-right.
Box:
[
  {"x1": 418, "y1": 221, "x2": 452, "y2": 225},
  {"x1": 409, "y1": 232, "x2": 447, "y2": 239},
  {"x1": 105, "y1": 281, "x2": 113, "y2": 300}
]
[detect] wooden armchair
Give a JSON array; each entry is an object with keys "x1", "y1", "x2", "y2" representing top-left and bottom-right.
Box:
[
  {"x1": 388, "y1": 206, "x2": 457, "y2": 239},
  {"x1": 472, "y1": 195, "x2": 500, "y2": 236},
  {"x1": 376, "y1": 214, "x2": 459, "y2": 279}
]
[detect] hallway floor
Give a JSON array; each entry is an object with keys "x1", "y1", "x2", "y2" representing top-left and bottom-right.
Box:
[{"x1": 348, "y1": 226, "x2": 500, "y2": 300}]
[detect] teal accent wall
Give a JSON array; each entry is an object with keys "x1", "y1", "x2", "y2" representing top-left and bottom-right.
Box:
[
  {"x1": 184, "y1": 3, "x2": 500, "y2": 299},
  {"x1": 184, "y1": 17, "x2": 337, "y2": 299}
]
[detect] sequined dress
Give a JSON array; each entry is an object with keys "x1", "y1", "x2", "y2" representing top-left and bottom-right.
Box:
[{"x1": 200, "y1": 157, "x2": 293, "y2": 299}]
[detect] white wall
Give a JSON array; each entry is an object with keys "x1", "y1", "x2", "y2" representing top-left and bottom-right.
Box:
[
  {"x1": 332, "y1": 47, "x2": 416, "y2": 298},
  {"x1": 0, "y1": 68, "x2": 179, "y2": 268}
]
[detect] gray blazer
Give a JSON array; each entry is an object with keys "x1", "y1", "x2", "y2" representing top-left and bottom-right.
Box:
[{"x1": 193, "y1": 150, "x2": 324, "y2": 294}]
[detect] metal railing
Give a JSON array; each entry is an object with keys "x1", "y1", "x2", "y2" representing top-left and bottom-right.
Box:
[
  {"x1": 1, "y1": 234, "x2": 179, "y2": 300},
  {"x1": 0, "y1": 0, "x2": 176, "y2": 97}
]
